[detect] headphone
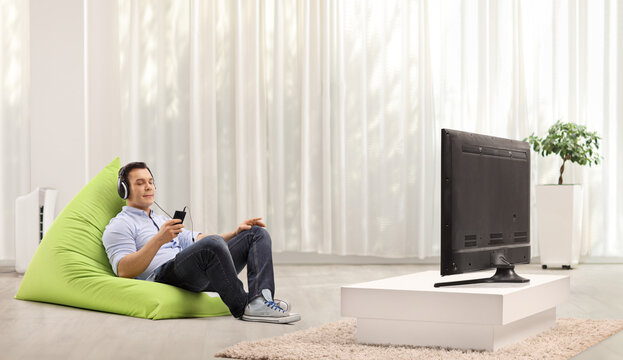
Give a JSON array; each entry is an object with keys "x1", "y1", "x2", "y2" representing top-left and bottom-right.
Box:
[{"x1": 117, "y1": 164, "x2": 155, "y2": 200}]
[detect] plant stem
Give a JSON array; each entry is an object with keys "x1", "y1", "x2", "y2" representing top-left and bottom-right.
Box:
[{"x1": 559, "y1": 155, "x2": 571, "y2": 185}]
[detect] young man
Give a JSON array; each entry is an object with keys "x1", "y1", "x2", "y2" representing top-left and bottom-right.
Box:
[{"x1": 102, "y1": 162, "x2": 300, "y2": 324}]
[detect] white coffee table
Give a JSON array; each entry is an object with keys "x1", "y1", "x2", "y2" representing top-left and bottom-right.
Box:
[{"x1": 341, "y1": 270, "x2": 569, "y2": 351}]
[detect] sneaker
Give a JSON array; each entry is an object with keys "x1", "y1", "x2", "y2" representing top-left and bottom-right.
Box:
[{"x1": 241, "y1": 289, "x2": 301, "y2": 324}]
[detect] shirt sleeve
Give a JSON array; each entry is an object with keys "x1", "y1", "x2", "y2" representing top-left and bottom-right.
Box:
[
  {"x1": 178, "y1": 229, "x2": 201, "y2": 249},
  {"x1": 101, "y1": 218, "x2": 137, "y2": 276}
]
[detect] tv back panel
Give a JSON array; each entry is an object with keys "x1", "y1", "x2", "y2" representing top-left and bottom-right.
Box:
[{"x1": 436, "y1": 129, "x2": 531, "y2": 287}]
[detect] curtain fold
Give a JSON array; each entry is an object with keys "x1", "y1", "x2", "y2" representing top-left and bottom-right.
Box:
[
  {"x1": 118, "y1": 0, "x2": 191, "y2": 213},
  {"x1": 0, "y1": 0, "x2": 30, "y2": 261},
  {"x1": 117, "y1": 0, "x2": 623, "y2": 259}
]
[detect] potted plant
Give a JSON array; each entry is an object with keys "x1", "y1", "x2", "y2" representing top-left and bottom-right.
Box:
[{"x1": 525, "y1": 121, "x2": 600, "y2": 269}]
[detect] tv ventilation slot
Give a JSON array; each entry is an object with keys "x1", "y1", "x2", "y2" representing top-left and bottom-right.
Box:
[
  {"x1": 464, "y1": 234, "x2": 477, "y2": 247},
  {"x1": 513, "y1": 231, "x2": 528, "y2": 242},
  {"x1": 489, "y1": 232, "x2": 504, "y2": 245}
]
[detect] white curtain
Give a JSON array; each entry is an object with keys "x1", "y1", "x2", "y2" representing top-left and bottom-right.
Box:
[
  {"x1": 0, "y1": 0, "x2": 29, "y2": 262},
  {"x1": 117, "y1": 0, "x2": 623, "y2": 259},
  {"x1": 118, "y1": 0, "x2": 192, "y2": 214},
  {"x1": 516, "y1": 0, "x2": 623, "y2": 259}
]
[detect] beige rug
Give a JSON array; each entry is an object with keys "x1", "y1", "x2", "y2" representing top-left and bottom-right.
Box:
[{"x1": 215, "y1": 318, "x2": 623, "y2": 360}]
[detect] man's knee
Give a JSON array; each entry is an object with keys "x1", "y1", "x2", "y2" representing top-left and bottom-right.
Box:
[
  {"x1": 197, "y1": 235, "x2": 228, "y2": 254},
  {"x1": 251, "y1": 226, "x2": 271, "y2": 246}
]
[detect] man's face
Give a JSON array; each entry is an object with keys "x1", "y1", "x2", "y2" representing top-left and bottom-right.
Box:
[{"x1": 126, "y1": 168, "x2": 155, "y2": 210}]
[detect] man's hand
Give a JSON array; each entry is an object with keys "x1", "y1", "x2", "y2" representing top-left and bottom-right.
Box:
[
  {"x1": 196, "y1": 217, "x2": 266, "y2": 243},
  {"x1": 235, "y1": 217, "x2": 266, "y2": 236},
  {"x1": 155, "y1": 219, "x2": 184, "y2": 245},
  {"x1": 117, "y1": 219, "x2": 184, "y2": 279}
]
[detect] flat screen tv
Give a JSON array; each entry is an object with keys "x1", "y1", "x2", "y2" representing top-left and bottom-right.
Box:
[{"x1": 434, "y1": 129, "x2": 531, "y2": 287}]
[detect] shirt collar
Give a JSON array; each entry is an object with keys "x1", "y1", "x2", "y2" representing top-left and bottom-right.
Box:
[{"x1": 123, "y1": 205, "x2": 153, "y2": 217}]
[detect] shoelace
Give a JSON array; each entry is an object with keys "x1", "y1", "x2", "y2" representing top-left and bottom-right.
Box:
[{"x1": 264, "y1": 300, "x2": 286, "y2": 313}]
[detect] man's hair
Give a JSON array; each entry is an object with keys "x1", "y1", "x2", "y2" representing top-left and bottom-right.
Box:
[{"x1": 119, "y1": 162, "x2": 151, "y2": 185}]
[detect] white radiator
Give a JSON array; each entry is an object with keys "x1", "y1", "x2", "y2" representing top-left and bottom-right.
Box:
[{"x1": 15, "y1": 188, "x2": 57, "y2": 273}]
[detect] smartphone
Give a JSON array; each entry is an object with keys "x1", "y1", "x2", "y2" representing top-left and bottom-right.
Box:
[{"x1": 173, "y1": 210, "x2": 186, "y2": 223}]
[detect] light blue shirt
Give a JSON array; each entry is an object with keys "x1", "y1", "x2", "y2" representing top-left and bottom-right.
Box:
[{"x1": 102, "y1": 206, "x2": 200, "y2": 281}]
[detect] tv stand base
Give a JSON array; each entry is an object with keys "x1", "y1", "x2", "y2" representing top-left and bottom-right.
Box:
[
  {"x1": 341, "y1": 271, "x2": 569, "y2": 351},
  {"x1": 358, "y1": 308, "x2": 554, "y2": 351}
]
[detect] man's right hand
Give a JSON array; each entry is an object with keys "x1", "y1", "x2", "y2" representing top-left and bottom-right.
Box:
[
  {"x1": 116, "y1": 219, "x2": 185, "y2": 279},
  {"x1": 156, "y1": 219, "x2": 184, "y2": 245}
]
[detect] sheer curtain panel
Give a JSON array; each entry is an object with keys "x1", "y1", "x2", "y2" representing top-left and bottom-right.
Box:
[
  {"x1": 118, "y1": 0, "x2": 623, "y2": 259},
  {"x1": 0, "y1": 0, "x2": 29, "y2": 262}
]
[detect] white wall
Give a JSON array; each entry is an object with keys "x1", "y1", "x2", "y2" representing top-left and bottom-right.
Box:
[
  {"x1": 28, "y1": 0, "x2": 121, "y2": 217},
  {"x1": 86, "y1": 0, "x2": 122, "y2": 178}
]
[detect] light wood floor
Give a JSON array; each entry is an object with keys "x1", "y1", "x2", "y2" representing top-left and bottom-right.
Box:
[{"x1": 1, "y1": 263, "x2": 622, "y2": 359}]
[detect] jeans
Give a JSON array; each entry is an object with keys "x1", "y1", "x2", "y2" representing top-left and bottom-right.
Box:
[{"x1": 153, "y1": 225, "x2": 275, "y2": 318}]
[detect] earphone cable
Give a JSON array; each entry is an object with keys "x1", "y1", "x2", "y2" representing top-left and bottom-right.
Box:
[
  {"x1": 155, "y1": 201, "x2": 194, "y2": 243},
  {"x1": 186, "y1": 205, "x2": 195, "y2": 242},
  {"x1": 153, "y1": 200, "x2": 173, "y2": 218}
]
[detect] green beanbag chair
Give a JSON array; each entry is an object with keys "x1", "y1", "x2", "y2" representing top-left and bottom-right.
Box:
[{"x1": 15, "y1": 157, "x2": 230, "y2": 319}]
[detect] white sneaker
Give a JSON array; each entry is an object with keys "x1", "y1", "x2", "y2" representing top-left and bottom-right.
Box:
[{"x1": 241, "y1": 289, "x2": 301, "y2": 324}]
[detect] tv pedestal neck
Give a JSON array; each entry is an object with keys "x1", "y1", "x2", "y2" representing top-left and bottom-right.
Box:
[{"x1": 341, "y1": 270, "x2": 569, "y2": 351}]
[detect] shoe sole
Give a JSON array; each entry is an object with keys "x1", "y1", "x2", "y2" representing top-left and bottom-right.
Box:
[{"x1": 241, "y1": 313, "x2": 301, "y2": 324}]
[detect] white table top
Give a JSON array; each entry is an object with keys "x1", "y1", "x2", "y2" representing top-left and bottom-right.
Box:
[{"x1": 342, "y1": 270, "x2": 569, "y2": 295}]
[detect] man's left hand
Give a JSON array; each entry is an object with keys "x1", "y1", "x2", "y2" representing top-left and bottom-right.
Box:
[{"x1": 235, "y1": 217, "x2": 266, "y2": 235}]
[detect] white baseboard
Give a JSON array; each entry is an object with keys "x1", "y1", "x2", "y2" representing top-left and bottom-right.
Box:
[
  {"x1": 273, "y1": 253, "x2": 623, "y2": 265},
  {"x1": 578, "y1": 256, "x2": 623, "y2": 264},
  {"x1": 273, "y1": 252, "x2": 439, "y2": 265},
  {"x1": 0, "y1": 259, "x2": 15, "y2": 273}
]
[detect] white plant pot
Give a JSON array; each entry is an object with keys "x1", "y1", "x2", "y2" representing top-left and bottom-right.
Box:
[{"x1": 535, "y1": 184, "x2": 582, "y2": 269}]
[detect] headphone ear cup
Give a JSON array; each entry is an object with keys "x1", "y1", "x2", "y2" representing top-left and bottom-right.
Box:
[{"x1": 117, "y1": 177, "x2": 129, "y2": 199}]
